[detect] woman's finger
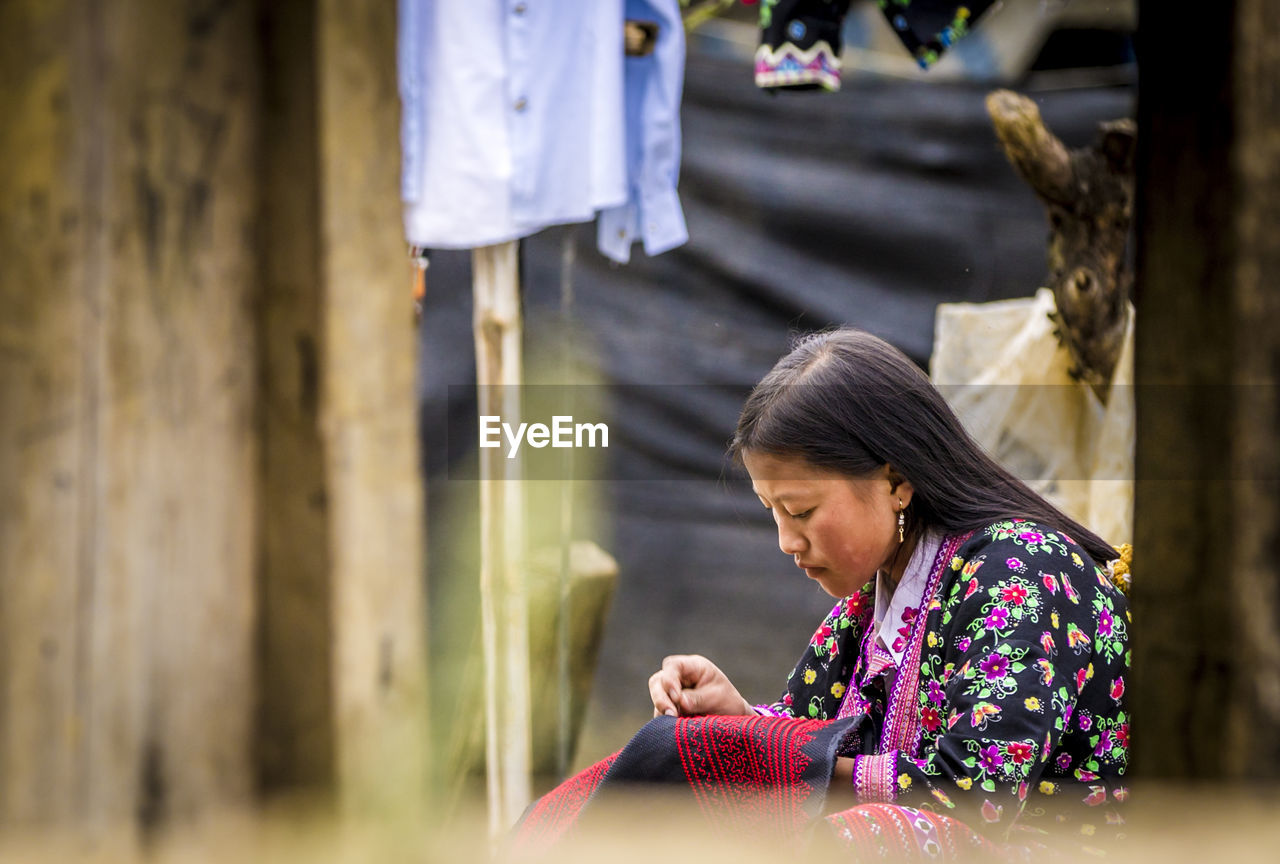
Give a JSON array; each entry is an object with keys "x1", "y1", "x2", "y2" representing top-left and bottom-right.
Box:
[
  {"x1": 648, "y1": 670, "x2": 679, "y2": 716},
  {"x1": 662, "y1": 654, "x2": 709, "y2": 689}
]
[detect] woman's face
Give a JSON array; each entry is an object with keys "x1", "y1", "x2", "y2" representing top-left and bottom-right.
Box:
[{"x1": 742, "y1": 450, "x2": 913, "y2": 598}]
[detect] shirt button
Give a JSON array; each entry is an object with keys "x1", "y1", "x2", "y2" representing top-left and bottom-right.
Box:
[{"x1": 513, "y1": 97, "x2": 528, "y2": 112}]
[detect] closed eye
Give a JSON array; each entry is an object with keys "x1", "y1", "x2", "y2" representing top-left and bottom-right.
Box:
[{"x1": 758, "y1": 499, "x2": 812, "y2": 520}]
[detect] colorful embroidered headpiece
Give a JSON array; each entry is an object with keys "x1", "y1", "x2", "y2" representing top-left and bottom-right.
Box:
[{"x1": 755, "y1": 0, "x2": 998, "y2": 92}]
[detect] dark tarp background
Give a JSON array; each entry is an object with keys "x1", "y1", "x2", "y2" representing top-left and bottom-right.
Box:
[{"x1": 416, "y1": 42, "x2": 1134, "y2": 775}]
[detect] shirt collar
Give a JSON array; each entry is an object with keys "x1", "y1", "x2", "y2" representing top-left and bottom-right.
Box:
[{"x1": 873, "y1": 527, "x2": 944, "y2": 667}]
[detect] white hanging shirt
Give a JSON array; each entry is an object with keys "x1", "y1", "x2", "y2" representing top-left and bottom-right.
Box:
[{"x1": 398, "y1": 0, "x2": 688, "y2": 263}]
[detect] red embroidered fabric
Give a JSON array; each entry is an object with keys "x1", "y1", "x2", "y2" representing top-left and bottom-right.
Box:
[
  {"x1": 827, "y1": 803, "x2": 1025, "y2": 862},
  {"x1": 675, "y1": 715, "x2": 821, "y2": 837},
  {"x1": 516, "y1": 714, "x2": 858, "y2": 845},
  {"x1": 516, "y1": 751, "x2": 618, "y2": 846}
]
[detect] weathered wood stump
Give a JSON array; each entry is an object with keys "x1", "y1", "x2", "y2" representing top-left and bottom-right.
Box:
[
  {"x1": 985, "y1": 89, "x2": 1136, "y2": 401},
  {"x1": 442, "y1": 541, "x2": 618, "y2": 792}
]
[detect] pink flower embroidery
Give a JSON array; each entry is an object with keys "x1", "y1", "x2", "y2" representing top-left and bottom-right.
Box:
[
  {"x1": 979, "y1": 744, "x2": 1004, "y2": 773},
  {"x1": 847, "y1": 593, "x2": 867, "y2": 618},
  {"x1": 1042, "y1": 573, "x2": 1059, "y2": 594},
  {"x1": 1110, "y1": 677, "x2": 1125, "y2": 702},
  {"x1": 1007, "y1": 742, "x2": 1034, "y2": 765},
  {"x1": 891, "y1": 607, "x2": 916, "y2": 652},
  {"x1": 1000, "y1": 584, "x2": 1029, "y2": 605},
  {"x1": 981, "y1": 799, "x2": 1003, "y2": 823}
]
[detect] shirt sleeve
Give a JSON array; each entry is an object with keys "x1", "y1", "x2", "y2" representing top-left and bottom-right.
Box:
[
  {"x1": 596, "y1": 0, "x2": 688, "y2": 263},
  {"x1": 850, "y1": 532, "x2": 1107, "y2": 839}
]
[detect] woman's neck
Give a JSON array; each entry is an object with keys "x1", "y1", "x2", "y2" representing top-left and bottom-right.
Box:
[{"x1": 885, "y1": 528, "x2": 921, "y2": 590}]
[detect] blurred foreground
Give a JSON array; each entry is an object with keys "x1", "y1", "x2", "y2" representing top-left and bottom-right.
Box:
[{"x1": 4, "y1": 786, "x2": 1278, "y2": 864}]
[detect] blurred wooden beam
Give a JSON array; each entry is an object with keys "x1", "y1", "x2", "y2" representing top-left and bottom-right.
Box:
[
  {"x1": 0, "y1": 0, "x2": 428, "y2": 838},
  {"x1": 1132, "y1": 0, "x2": 1280, "y2": 778},
  {"x1": 0, "y1": 0, "x2": 260, "y2": 830},
  {"x1": 257, "y1": 0, "x2": 335, "y2": 796},
  {"x1": 313, "y1": 0, "x2": 429, "y2": 816}
]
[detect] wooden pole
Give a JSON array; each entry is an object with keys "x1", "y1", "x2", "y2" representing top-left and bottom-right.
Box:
[
  {"x1": 1132, "y1": 0, "x2": 1280, "y2": 777},
  {"x1": 0, "y1": 0, "x2": 260, "y2": 832},
  {"x1": 556, "y1": 229, "x2": 578, "y2": 779},
  {"x1": 314, "y1": 0, "x2": 430, "y2": 816},
  {"x1": 473, "y1": 241, "x2": 532, "y2": 832},
  {"x1": 1, "y1": 0, "x2": 429, "y2": 835}
]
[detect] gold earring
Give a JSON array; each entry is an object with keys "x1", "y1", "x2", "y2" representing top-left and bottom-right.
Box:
[{"x1": 897, "y1": 498, "x2": 905, "y2": 543}]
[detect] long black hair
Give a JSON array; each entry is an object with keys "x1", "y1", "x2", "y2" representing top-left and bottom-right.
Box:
[{"x1": 731, "y1": 328, "x2": 1118, "y2": 564}]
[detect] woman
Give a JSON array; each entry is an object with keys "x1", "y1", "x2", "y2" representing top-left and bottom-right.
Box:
[{"x1": 522, "y1": 329, "x2": 1129, "y2": 858}]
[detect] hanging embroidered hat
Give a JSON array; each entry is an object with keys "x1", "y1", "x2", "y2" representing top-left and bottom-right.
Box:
[
  {"x1": 756, "y1": 0, "x2": 999, "y2": 92},
  {"x1": 755, "y1": 0, "x2": 852, "y2": 92}
]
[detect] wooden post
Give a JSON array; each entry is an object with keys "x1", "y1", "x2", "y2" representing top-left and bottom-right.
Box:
[
  {"x1": 0, "y1": 0, "x2": 260, "y2": 831},
  {"x1": 257, "y1": 0, "x2": 335, "y2": 794},
  {"x1": 315, "y1": 0, "x2": 429, "y2": 815},
  {"x1": 473, "y1": 241, "x2": 533, "y2": 832},
  {"x1": 1132, "y1": 0, "x2": 1280, "y2": 777},
  {"x1": 1, "y1": 0, "x2": 429, "y2": 836}
]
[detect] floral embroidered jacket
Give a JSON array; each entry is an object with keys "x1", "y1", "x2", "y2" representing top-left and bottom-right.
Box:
[{"x1": 760, "y1": 519, "x2": 1130, "y2": 844}]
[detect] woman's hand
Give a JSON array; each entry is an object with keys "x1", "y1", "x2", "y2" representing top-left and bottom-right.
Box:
[{"x1": 648, "y1": 654, "x2": 754, "y2": 718}]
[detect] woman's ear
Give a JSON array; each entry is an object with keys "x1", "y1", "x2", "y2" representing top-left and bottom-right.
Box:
[{"x1": 885, "y1": 464, "x2": 914, "y2": 507}]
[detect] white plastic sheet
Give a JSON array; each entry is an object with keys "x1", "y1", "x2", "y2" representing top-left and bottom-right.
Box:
[{"x1": 931, "y1": 288, "x2": 1134, "y2": 546}]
